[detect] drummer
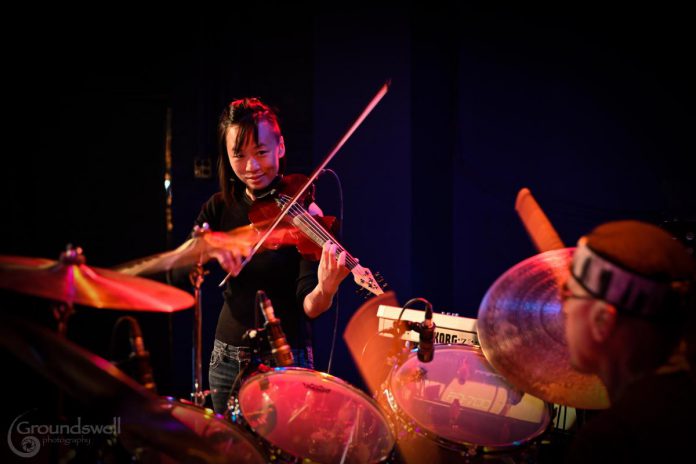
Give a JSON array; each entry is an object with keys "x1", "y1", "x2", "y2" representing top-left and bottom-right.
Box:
[
  {"x1": 562, "y1": 220, "x2": 695, "y2": 462},
  {"x1": 196, "y1": 98, "x2": 350, "y2": 414}
]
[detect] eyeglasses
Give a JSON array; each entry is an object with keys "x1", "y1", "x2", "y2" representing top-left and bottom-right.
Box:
[{"x1": 559, "y1": 283, "x2": 596, "y2": 303}]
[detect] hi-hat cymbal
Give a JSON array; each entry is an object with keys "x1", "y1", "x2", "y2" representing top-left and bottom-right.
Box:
[
  {"x1": 0, "y1": 314, "x2": 231, "y2": 463},
  {"x1": 477, "y1": 248, "x2": 609, "y2": 409},
  {"x1": 0, "y1": 249, "x2": 193, "y2": 312}
]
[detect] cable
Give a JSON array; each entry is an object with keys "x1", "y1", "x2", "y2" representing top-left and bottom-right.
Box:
[
  {"x1": 397, "y1": 297, "x2": 434, "y2": 325},
  {"x1": 319, "y1": 168, "x2": 343, "y2": 375},
  {"x1": 359, "y1": 297, "x2": 434, "y2": 368}
]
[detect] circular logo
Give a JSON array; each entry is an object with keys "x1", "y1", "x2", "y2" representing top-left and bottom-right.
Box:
[{"x1": 8, "y1": 410, "x2": 41, "y2": 458}]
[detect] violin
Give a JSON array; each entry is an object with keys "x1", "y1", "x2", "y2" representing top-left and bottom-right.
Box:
[
  {"x1": 248, "y1": 174, "x2": 385, "y2": 297},
  {"x1": 218, "y1": 81, "x2": 391, "y2": 294}
]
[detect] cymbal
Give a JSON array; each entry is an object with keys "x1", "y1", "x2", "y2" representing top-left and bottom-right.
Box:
[
  {"x1": 0, "y1": 250, "x2": 194, "y2": 312},
  {"x1": 0, "y1": 314, "x2": 231, "y2": 463},
  {"x1": 477, "y1": 248, "x2": 609, "y2": 409},
  {"x1": 114, "y1": 236, "x2": 211, "y2": 276},
  {"x1": 115, "y1": 225, "x2": 261, "y2": 276}
]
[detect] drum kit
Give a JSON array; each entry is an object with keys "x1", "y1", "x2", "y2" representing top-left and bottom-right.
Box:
[{"x1": 2, "y1": 239, "x2": 608, "y2": 463}]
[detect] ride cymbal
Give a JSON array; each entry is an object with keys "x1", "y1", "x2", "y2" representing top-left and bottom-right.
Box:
[
  {"x1": 0, "y1": 249, "x2": 193, "y2": 312},
  {"x1": 477, "y1": 248, "x2": 609, "y2": 409}
]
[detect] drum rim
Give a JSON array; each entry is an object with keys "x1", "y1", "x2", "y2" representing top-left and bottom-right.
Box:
[
  {"x1": 385, "y1": 343, "x2": 553, "y2": 452},
  {"x1": 236, "y1": 367, "x2": 396, "y2": 461},
  {"x1": 240, "y1": 366, "x2": 392, "y2": 420},
  {"x1": 160, "y1": 396, "x2": 268, "y2": 462}
]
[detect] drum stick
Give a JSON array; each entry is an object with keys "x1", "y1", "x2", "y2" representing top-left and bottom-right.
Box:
[{"x1": 515, "y1": 188, "x2": 565, "y2": 253}]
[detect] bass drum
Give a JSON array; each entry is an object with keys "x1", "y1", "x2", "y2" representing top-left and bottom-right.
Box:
[
  {"x1": 235, "y1": 367, "x2": 395, "y2": 463},
  {"x1": 160, "y1": 397, "x2": 267, "y2": 464},
  {"x1": 382, "y1": 344, "x2": 551, "y2": 462}
]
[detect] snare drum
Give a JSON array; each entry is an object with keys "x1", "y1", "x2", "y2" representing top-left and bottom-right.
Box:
[
  {"x1": 383, "y1": 345, "x2": 551, "y2": 459},
  {"x1": 161, "y1": 398, "x2": 267, "y2": 464},
  {"x1": 235, "y1": 367, "x2": 395, "y2": 463}
]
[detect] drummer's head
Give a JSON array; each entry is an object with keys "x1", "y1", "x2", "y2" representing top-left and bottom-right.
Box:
[
  {"x1": 218, "y1": 98, "x2": 286, "y2": 200},
  {"x1": 562, "y1": 220, "x2": 694, "y2": 378}
]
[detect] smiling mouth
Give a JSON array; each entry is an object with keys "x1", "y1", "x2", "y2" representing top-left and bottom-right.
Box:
[{"x1": 246, "y1": 175, "x2": 264, "y2": 181}]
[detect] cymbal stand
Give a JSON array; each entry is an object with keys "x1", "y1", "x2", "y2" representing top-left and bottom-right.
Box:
[
  {"x1": 189, "y1": 259, "x2": 209, "y2": 407},
  {"x1": 188, "y1": 224, "x2": 211, "y2": 407},
  {"x1": 53, "y1": 302, "x2": 74, "y2": 337},
  {"x1": 51, "y1": 246, "x2": 82, "y2": 435},
  {"x1": 53, "y1": 245, "x2": 84, "y2": 337}
]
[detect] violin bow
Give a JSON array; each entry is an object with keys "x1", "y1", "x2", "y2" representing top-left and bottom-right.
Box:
[{"x1": 220, "y1": 80, "x2": 391, "y2": 286}]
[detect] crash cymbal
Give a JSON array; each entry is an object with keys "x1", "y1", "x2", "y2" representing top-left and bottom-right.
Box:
[
  {"x1": 115, "y1": 225, "x2": 260, "y2": 276},
  {"x1": 115, "y1": 220, "x2": 311, "y2": 277},
  {"x1": 0, "y1": 248, "x2": 193, "y2": 312},
  {"x1": 0, "y1": 314, "x2": 231, "y2": 463},
  {"x1": 114, "y1": 236, "x2": 211, "y2": 276},
  {"x1": 477, "y1": 248, "x2": 609, "y2": 409}
]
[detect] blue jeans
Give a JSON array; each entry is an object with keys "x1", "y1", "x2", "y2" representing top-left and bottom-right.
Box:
[{"x1": 208, "y1": 339, "x2": 314, "y2": 414}]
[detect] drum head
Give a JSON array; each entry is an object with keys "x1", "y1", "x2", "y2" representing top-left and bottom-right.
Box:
[
  {"x1": 389, "y1": 345, "x2": 550, "y2": 450},
  {"x1": 238, "y1": 367, "x2": 394, "y2": 463},
  {"x1": 163, "y1": 398, "x2": 266, "y2": 464}
]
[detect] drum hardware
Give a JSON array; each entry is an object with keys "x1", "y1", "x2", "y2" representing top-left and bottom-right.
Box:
[
  {"x1": 115, "y1": 223, "x2": 294, "y2": 407},
  {"x1": 116, "y1": 224, "x2": 222, "y2": 407},
  {"x1": 224, "y1": 323, "x2": 276, "y2": 421},
  {"x1": 189, "y1": 253, "x2": 207, "y2": 407}
]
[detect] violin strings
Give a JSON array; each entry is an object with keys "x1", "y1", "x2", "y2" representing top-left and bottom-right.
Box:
[
  {"x1": 283, "y1": 203, "x2": 341, "y2": 253},
  {"x1": 278, "y1": 196, "x2": 359, "y2": 268},
  {"x1": 278, "y1": 196, "x2": 349, "y2": 262},
  {"x1": 277, "y1": 195, "x2": 333, "y2": 245},
  {"x1": 278, "y1": 196, "x2": 328, "y2": 243},
  {"x1": 288, "y1": 205, "x2": 360, "y2": 268}
]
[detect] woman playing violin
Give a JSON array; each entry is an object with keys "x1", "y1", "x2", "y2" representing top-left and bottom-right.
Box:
[{"x1": 197, "y1": 97, "x2": 350, "y2": 414}]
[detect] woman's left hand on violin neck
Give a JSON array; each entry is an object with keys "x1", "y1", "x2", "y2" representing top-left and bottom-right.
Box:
[{"x1": 303, "y1": 240, "x2": 351, "y2": 318}]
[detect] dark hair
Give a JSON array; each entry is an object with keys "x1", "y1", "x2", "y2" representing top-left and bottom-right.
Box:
[{"x1": 217, "y1": 98, "x2": 284, "y2": 203}]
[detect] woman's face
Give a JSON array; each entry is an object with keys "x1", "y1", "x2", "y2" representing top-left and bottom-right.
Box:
[{"x1": 226, "y1": 120, "x2": 285, "y2": 191}]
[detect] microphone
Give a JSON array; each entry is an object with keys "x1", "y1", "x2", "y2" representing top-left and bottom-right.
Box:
[
  {"x1": 127, "y1": 318, "x2": 158, "y2": 393},
  {"x1": 417, "y1": 306, "x2": 435, "y2": 363},
  {"x1": 257, "y1": 290, "x2": 294, "y2": 367}
]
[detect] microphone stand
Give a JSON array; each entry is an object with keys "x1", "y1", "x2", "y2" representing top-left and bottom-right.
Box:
[{"x1": 226, "y1": 325, "x2": 269, "y2": 422}]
